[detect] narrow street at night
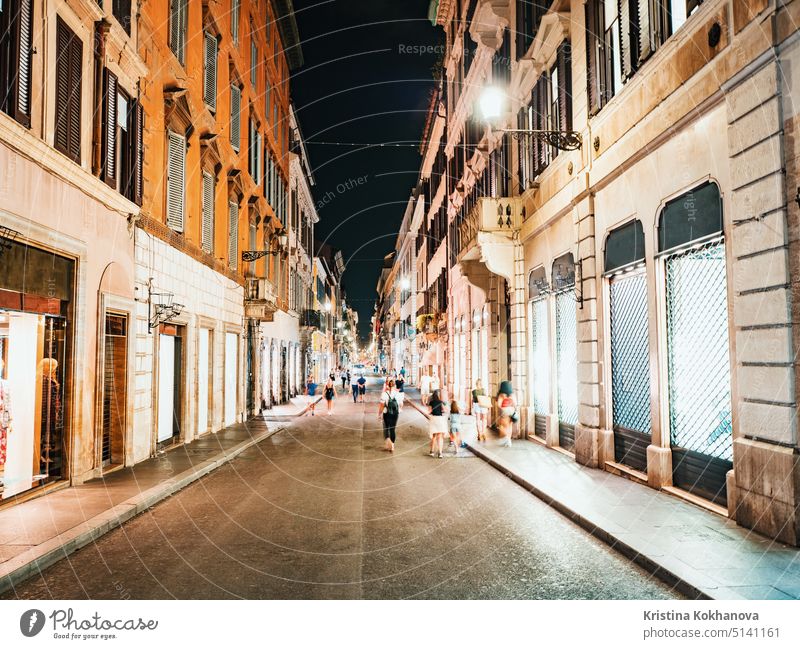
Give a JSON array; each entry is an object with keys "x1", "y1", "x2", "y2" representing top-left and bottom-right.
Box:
[{"x1": 2, "y1": 377, "x2": 678, "y2": 600}]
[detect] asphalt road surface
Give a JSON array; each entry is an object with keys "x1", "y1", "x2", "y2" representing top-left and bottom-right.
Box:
[{"x1": 3, "y1": 377, "x2": 683, "y2": 599}]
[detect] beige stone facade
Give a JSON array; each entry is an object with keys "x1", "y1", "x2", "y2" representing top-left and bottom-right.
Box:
[{"x1": 384, "y1": 0, "x2": 800, "y2": 545}]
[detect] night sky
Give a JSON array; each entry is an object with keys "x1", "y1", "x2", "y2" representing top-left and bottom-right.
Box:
[{"x1": 290, "y1": 0, "x2": 442, "y2": 341}]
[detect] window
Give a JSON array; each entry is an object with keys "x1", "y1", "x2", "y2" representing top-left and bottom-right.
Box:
[
  {"x1": 265, "y1": 80, "x2": 271, "y2": 119},
  {"x1": 230, "y1": 84, "x2": 241, "y2": 151},
  {"x1": 248, "y1": 119, "x2": 263, "y2": 183},
  {"x1": 166, "y1": 130, "x2": 186, "y2": 232},
  {"x1": 515, "y1": 0, "x2": 548, "y2": 59},
  {"x1": 101, "y1": 73, "x2": 144, "y2": 204},
  {"x1": 204, "y1": 33, "x2": 218, "y2": 110},
  {"x1": 273, "y1": 102, "x2": 279, "y2": 141},
  {"x1": 169, "y1": 0, "x2": 187, "y2": 64},
  {"x1": 201, "y1": 171, "x2": 215, "y2": 253},
  {"x1": 54, "y1": 17, "x2": 82, "y2": 163},
  {"x1": 228, "y1": 200, "x2": 239, "y2": 269},
  {"x1": 0, "y1": 0, "x2": 34, "y2": 127},
  {"x1": 587, "y1": 0, "x2": 702, "y2": 114},
  {"x1": 112, "y1": 0, "x2": 132, "y2": 34},
  {"x1": 231, "y1": 0, "x2": 240, "y2": 44}
]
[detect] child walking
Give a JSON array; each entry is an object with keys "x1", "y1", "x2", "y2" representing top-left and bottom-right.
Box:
[{"x1": 448, "y1": 400, "x2": 462, "y2": 455}]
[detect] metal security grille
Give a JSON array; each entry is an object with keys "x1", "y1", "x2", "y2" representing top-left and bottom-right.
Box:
[
  {"x1": 666, "y1": 240, "x2": 732, "y2": 462},
  {"x1": 610, "y1": 272, "x2": 651, "y2": 433},
  {"x1": 555, "y1": 289, "x2": 577, "y2": 426},
  {"x1": 530, "y1": 298, "x2": 549, "y2": 415},
  {"x1": 610, "y1": 272, "x2": 651, "y2": 471}
]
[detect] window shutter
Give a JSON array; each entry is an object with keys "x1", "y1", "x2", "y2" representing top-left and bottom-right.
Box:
[
  {"x1": 228, "y1": 200, "x2": 239, "y2": 269},
  {"x1": 557, "y1": 41, "x2": 572, "y2": 133},
  {"x1": 251, "y1": 40, "x2": 257, "y2": 86},
  {"x1": 231, "y1": 0, "x2": 240, "y2": 44},
  {"x1": 166, "y1": 130, "x2": 185, "y2": 232},
  {"x1": 257, "y1": 132, "x2": 263, "y2": 183},
  {"x1": 201, "y1": 171, "x2": 215, "y2": 253},
  {"x1": 133, "y1": 101, "x2": 144, "y2": 205},
  {"x1": 55, "y1": 18, "x2": 82, "y2": 163},
  {"x1": 14, "y1": 0, "x2": 33, "y2": 127},
  {"x1": 170, "y1": 0, "x2": 180, "y2": 61},
  {"x1": 230, "y1": 84, "x2": 240, "y2": 151},
  {"x1": 102, "y1": 69, "x2": 118, "y2": 186},
  {"x1": 585, "y1": 0, "x2": 601, "y2": 116},
  {"x1": 638, "y1": 0, "x2": 653, "y2": 62},
  {"x1": 618, "y1": 0, "x2": 636, "y2": 80},
  {"x1": 204, "y1": 32, "x2": 218, "y2": 109},
  {"x1": 248, "y1": 118, "x2": 254, "y2": 175}
]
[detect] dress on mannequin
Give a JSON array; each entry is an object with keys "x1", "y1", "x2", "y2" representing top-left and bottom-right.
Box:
[{"x1": 0, "y1": 358, "x2": 11, "y2": 487}]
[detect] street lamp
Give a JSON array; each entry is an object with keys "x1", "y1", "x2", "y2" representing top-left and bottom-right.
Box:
[
  {"x1": 242, "y1": 229, "x2": 289, "y2": 262},
  {"x1": 400, "y1": 276, "x2": 411, "y2": 291},
  {"x1": 478, "y1": 86, "x2": 582, "y2": 151},
  {"x1": 324, "y1": 301, "x2": 332, "y2": 312}
]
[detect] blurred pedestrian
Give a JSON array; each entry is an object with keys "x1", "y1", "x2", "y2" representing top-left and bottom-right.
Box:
[
  {"x1": 358, "y1": 374, "x2": 367, "y2": 402},
  {"x1": 351, "y1": 371, "x2": 360, "y2": 403},
  {"x1": 472, "y1": 378, "x2": 489, "y2": 442},
  {"x1": 305, "y1": 375, "x2": 318, "y2": 416},
  {"x1": 428, "y1": 389, "x2": 447, "y2": 458},
  {"x1": 323, "y1": 374, "x2": 337, "y2": 415},
  {"x1": 420, "y1": 370, "x2": 432, "y2": 405},
  {"x1": 449, "y1": 399, "x2": 463, "y2": 454},
  {"x1": 340, "y1": 367, "x2": 347, "y2": 390},
  {"x1": 496, "y1": 380, "x2": 517, "y2": 446}
]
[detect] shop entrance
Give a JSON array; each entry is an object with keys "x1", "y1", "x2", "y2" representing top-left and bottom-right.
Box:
[
  {"x1": 157, "y1": 324, "x2": 183, "y2": 446},
  {"x1": 224, "y1": 333, "x2": 237, "y2": 426},
  {"x1": 101, "y1": 313, "x2": 127, "y2": 468},
  {"x1": 553, "y1": 254, "x2": 577, "y2": 452}
]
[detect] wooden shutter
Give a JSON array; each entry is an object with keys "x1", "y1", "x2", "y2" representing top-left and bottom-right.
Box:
[
  {"x1": 230, "y1": 84, "x2": 240, "y2": 151},
  {"x1": 133, "y1": 100, "x2": 144, "y2": 205},
  {"x1": 102, "y1": 69, "x2": 118, "y2": 186},
  {"x1": 54, "y1": 18, "x2": 82, "y2": 163},
  {"x1": 231, "y1": 0, "x2": 240, "y2": 43},
  {"x1": 228, "y1": 200, "x2": 238, "y2": 269},
  {"x1": 585, "y1": 0, "x2": 601, "y2": 116},
  {"x1": 166, "y1": 130, "x2": 185, "y2": 232},
  {"x1": 204, "y1": 32, "x2": 217, "y2": 109},
  {"x1": 248, "y1": 118, "x2": 255, "y2": 175},
  {"x1": 170, "y1": 0, "x2": 181, "y2": 61},
  {"x1": 638, "y1": 0, "x2": 653, "y2": 62},
  {"x1": 618, "y1": 0, "x2": 638, "y2": 80},
  {"x1": 14, "y1": 0, "x2": 33, "y2": 127},
  {"x1": 251, "y1": 40, "x2": 257, "y2": 86},
  {"x1": 201, "y1": 171, "x2": 215, "y2": 253},
  {"x1": 557, "y1": 41, "x2": 572, "y2": 133},
  {"x1": 257, "y1": 132, "x2": 263, "y2": 183}
]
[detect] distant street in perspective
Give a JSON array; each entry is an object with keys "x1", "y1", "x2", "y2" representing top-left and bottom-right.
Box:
[{"x1": 4, "y1": 376, "x2": 678, "y2": 600}]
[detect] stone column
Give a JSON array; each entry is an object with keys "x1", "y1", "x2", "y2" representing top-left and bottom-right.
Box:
[
  {"x1": 726, "y1": 56, "x2": 798, "y2": 542},
  {"x1": 574, "y1": 199, "x2": 602, "y2": 468}
]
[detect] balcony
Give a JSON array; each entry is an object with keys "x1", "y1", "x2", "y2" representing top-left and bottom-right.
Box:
[
  {"x1": 457, "y1": 196, "x2": 523, "y2": 287},
  {"x1": 244, "y1": 279, "x2": 277, "y2": 322}
]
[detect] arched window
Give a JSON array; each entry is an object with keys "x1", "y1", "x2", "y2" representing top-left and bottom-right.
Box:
[
  {"x1": 605, "y1": 219, "x2": 645, "y2": 273},
  {"x1": 552, "y1": 253, "x2": 575, "y2": 291},
  {"x1": 528, "y1": 266, "x2": 548, "y2": 298},
  {"x1": 658, "y1": 181, "x2": 722, "y2": 253}
]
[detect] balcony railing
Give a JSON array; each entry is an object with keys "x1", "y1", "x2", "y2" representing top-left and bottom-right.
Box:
[{"x1": 244, "y1": 279, "x2": 278, "y2": 321}]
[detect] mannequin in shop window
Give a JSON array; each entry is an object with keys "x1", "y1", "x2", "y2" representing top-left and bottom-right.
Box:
[
  {"x1": 39, "y1": 358, "x2": 62, "y2": 478},
  {"x1": 0, "y1": 358, "x2": 11, "y2": 492}
]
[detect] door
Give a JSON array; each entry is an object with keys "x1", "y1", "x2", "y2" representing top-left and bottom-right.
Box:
[
  {"x1": 224, "y1": 333, "x2": 237, "y2": 426},
  {"x1": 101, "y1": 314, "x2": 127, "y2": 467},
  {"x1": 665, "y1": 240, "x2": 732, "y2": 505},
  {"x1": 197, "y1": 328, "x2": 210, "y2": 435},
  {"x1": 157, "y1": 334, "x2": 175, "y2": 443},
  {"x1": 555, "y1": 289, "x2": 577, "y2": 451},
  {"x1": 609, "y1": 272, "x2": 651, "y2": 471}
]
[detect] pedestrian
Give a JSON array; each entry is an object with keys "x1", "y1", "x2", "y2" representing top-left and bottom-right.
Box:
[
  {"x1": 472, "y1": 378, "x2": 489, "y2": 442},
  {"x1": 351, "y1": 371, "x2": 360, "y2": 403},
  {"x1": 357, "y1": 374, "x2": 367, "y2": 402},
  {"x1": 449, "y1": 399, "x2": 463, "y2": 454},
  {"x1": 428, "y1": 389, "x2": 447, "y2": 458},
  {"x1": 399, "y1": 366, "x2": 406, "y2": 380},
  {"x1": 323, "y1": 374, "x2": 337, "y2": 415},
  {"x1": 341, "y1": 367, "x2": 347, "y2": 391},
  {"x1": 419, "y1": 370, "x2": 432, "y2": 405},
  {"x1": 378, "y1": 378, "x2": 404, "y2": 452},
  {"x1": 396, "y1": 373, "x2": 404, "y2": 393},
  {"x1": 496, "y1": 379, "x2": 517, "y2": 446},
  {"x1": 304, "y1": 375, "x2": 318, "y2": 416}
]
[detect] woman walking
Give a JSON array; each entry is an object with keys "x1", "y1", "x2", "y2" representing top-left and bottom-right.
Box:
[
  {"x1": 496, "y1": 380, "x2": 516, "y2": 446},
  {"x1": 471, "y1": 378, "x2": 488, "y2": 442},
  {"x1": 428, "y1": 389, "x2": 447, "y2": 458},
  {"x1": 378, "y1": 379, "x2": 404, "y2": 452},
  {"x1": 448, "y1": 399, "x2": 463, "y2": 454},
  {"x1": 323, "y1": 374, "x2": 337, "y2": 415}
]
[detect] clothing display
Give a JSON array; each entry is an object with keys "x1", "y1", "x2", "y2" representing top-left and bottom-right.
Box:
[
  {"x1": 0, "y1": 378, "x2": 10, "y2": 466},
  {"x1": 40, "y1": 373, "x2": 63, "y2": 477}
]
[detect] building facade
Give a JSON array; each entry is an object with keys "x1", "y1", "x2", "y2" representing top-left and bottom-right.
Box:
[
  {"x1": 0, "y1": 0, "x2": 145, "y2": 500},
  {"x1": 384, "y1": 0, "x2": 800, "y2": 546}
]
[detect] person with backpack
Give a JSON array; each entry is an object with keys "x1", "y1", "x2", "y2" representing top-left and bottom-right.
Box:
[
  {"x1": 378, "y1": 379, "x2": 404, "y2": 452},
  {"x1": 428, "y1": 389, "x2": 447, "y2": 458}
]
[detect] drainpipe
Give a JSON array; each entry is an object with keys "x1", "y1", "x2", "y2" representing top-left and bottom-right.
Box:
[{"x1": 92, "y1": 20, "x2": 111, "y2": 177}]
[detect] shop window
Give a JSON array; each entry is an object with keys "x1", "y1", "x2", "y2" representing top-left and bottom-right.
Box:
[
  {"x1": 658, "y1": 181, "x2": 722, "y2": 253},
  {"x1": 553, "y1": 254, "x2": 577, "y2": 451},
  {"x1": 54, "y1": 17, "x2": 82, "y2": 163},
  {"x1": 0, "y1": 0, "x2": 33, "y2": 127}
]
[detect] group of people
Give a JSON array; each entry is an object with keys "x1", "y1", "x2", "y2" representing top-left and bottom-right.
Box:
[{"x1": 304, "y1": 367, "x2": 370, "y2": 416}]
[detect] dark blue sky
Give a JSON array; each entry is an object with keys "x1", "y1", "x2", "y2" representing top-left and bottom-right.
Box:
[{"x1": 290, "y1": 0, "x2": 442, "y2": 340}]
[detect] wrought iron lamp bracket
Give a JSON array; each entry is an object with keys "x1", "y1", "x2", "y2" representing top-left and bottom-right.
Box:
[
  {"x1": 148, "y1": 283, "x2": 184, "y2": 332},
  {"x1": 503, "y1": 129, "x2": 583, "y2": 152}
]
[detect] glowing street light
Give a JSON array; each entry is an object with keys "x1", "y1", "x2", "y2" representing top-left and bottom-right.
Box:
[{"x1": 479, "y1": 86, "x2": 505, "y2": 121}]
